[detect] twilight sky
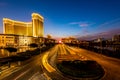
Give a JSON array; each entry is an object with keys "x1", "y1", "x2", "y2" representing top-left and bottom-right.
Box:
[{"x1": 0, "y1": 0, "x2": 120, "y2": 40}]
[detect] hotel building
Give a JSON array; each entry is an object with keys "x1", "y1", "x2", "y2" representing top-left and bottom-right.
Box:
[
  {"x1": 0, "y1": 34, "x2": 34, "y2": 47},
  {"x1": 3, "y1": 13, "x2": 44, "y2": 37},
  {"x1": 0, "y1": 13, "x2": 44, "y2": 47},
  {"x1": 0, "y1": 13, "x2": 56, "y2": 48}
]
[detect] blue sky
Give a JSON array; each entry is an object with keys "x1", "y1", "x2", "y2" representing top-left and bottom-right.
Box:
[{"x1": 0, "y1": 0, "x2": 120, "y2": 39}]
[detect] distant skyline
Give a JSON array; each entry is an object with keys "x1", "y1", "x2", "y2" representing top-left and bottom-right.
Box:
[{"x1": 0, "y1": 0, "x2": 120, "y2": 40}]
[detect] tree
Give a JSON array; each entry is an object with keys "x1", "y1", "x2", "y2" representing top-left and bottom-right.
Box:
[
  {"x1": 4, "y1": 47, "x2": 17, "y2": 67},
  {"x1": 29, "y1": 43, "x2": 38, "y2": 48},
  {"x1": 47, "y1": 34, "x2": 52, "y2": 39},
  {"x1": 5, "y1": 47, "x2": 17, "y2": 56}
]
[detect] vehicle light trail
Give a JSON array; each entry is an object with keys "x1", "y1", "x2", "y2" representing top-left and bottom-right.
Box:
[{"x1": 42, "y1": 52, "x2": 56, "y2": 73}]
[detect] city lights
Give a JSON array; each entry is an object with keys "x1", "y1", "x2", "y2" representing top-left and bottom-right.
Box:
[{"x1": 0, "y1": 0, "x2": 120, "y2": 80}]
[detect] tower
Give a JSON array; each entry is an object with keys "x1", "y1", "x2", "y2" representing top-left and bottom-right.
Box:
[{"x1": 32, "y1": 13, "x2": 44, "y2": 37}]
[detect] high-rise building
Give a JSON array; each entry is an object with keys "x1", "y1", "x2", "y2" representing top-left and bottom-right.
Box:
[
  {"x1": 32, "y1": 13, "x2": 44, "y2": 37},
  {"x1": 3, "y1": 13, "x2": 44, "y2": 37},
  {"x1": 0, "y1": 13, "x2": 56, "y2": 48},
  {"x1": 112, "y1": 35, "x2": 120, "y2": 42}
]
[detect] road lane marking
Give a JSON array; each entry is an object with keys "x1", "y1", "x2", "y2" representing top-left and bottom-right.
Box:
[
  {"x1": 29, "y1": 72, "x2": 52, "y2": 80},
  {"x1": 0, "y1": 67, "x2": 21, "y2": 80},
  {"x1": 14, "y1": 68, "x2": 31, "y2": 80}
]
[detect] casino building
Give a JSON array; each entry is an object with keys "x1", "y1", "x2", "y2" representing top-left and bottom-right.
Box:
[
  {"x1": 0, "y1": 13, "x2": 55, "y2": 48},
  {"x1": 0, "y1": 13, "x2": 44, "y2": 47},
  {"x1": 3, "y1": 13, "x2": 44, "y2": 37}
]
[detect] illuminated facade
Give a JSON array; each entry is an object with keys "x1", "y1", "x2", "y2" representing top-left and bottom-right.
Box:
[
  {"x1": 0, "y1": 34, "x2": 55, "y2": 47},
  {"x1": 0, "y1": 34, "x2": 35, "y2": 47},
  {"x1": 0, "y1": 34, "x2": 18, "y2": 47},
  {"x1": 3, "y1": 13, "x2": 44, "y2": 37},
  {"x1": 112, "y1": 35, "x2": 120, "y2": 42},
  {"x1": 61, "y1": 37, "x2": 78, "y2": 43},
  {"x1": 32, "y1": 13, "x2": 44, "y2": 37},
  {"x1": 0, "y1": 13, "x2": 55, "y2": 48}
]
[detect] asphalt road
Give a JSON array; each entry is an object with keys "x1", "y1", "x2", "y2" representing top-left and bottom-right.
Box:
[
  {"x1": 1, "y1": 44, "x2": 120, "y2": 80},
  {"x1": 1, "y1": 45, "x2": 69, "y2": 80},
  {"x1": 47, "y1": 44, "x2": 120, "y2": 80},
  {"x1": 66, "y1": 45, "x2": 120, "y2": 80}
]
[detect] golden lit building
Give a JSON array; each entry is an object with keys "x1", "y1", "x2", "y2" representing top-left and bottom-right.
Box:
[
  {"x1": 3, "y1": 13, "x2": 44, "y2": 37},
  {"x1": 0, "y1": 34, "x2": 34, "y2": 47},
  {"x1": 32, "y1": 13, "x2": 44, "y2": 37},
  {"x1": 0, "y1": 34, "x2": 18, "y2": 47},
  {"x1": 61, "y1": 37, "x2": 79, "y2": 44},
  {"x1": 0, "y1": 13, "x2": 55, "y2": 48},
  {"x1": 18, "y1": 35, "x2": 33, "y2": 47}
]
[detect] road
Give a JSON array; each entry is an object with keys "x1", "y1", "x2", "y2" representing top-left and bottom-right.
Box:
[
  {"x1": 65, "y1": 45, "x2": 120, "y2": 80},
  {"x1": 1, "y1": 53, "x2": 44, "y2": 80},
  {"x1": 1, "y1": 44, "x2": 120, "y2": 80},
  {"x1": 0, "y1": 45, "x2": 69, "y2": 80},
  {"x1": 45, "y1": 44, "x2": 120, "y2": 80}
]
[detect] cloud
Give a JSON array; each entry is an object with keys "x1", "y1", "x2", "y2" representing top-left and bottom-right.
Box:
[
  {"x1": 76, "y1": 28, "x2": 120, "y2": 40},
  {"x1": 79, "y1": 23, "x2": 89, "y2": 27},
  {"x1": 98, "y1": 18, "x2": 120, "y2": 29},
  {"x1": 69, "y1": 22, "x2": 94, "y2": 27}
]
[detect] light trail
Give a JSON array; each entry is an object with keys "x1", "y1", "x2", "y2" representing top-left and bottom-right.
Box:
[{"x1": 42, "y1": 52, "x2": 56, "y2": 73}]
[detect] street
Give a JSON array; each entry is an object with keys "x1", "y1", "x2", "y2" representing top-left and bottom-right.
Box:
[
  {"x1": 67, "y1": 45, "x2": 120, "y2": 80},
  {"x1": 1, "y1": 44, "x2": 120, "y2": 80}
]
